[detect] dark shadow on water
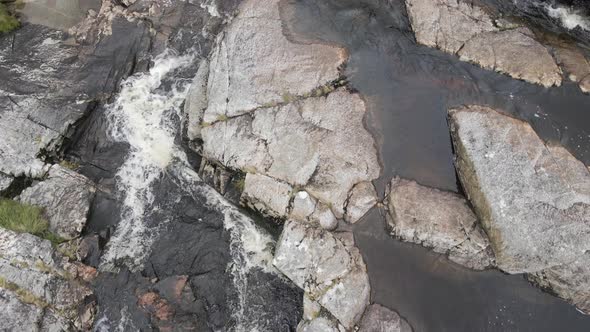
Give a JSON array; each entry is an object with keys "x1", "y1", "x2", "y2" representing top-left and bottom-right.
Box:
[
  {"x1": 281, "y1": 0, "x2": 590, "y2": 194},
  {"x1": 354, "y1": 209, "x2": 590, "y2": 332},
  {"x1": 282, "y1": 0, "x2": 590, "y2": 331}
]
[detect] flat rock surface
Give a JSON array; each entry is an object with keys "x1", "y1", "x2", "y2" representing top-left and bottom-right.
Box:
[
  {"x1": 19, "y1": 165, "x2": 96, "y2": 239},
  {"x1": 387, "y1": 177, "x2": 494, "y2": 270},
  {"x1": 405, "y1": 0, "x2": 562, "y2": 87},
  {"x1": 203, "y1": 0, "x2": 346, "y2": 122},
  {"x1": 450, "y1": 105, "x2": 590, "y2": 312},
  {"x1": 273, "y1": 220, "x2": 370, "y2": 328}
]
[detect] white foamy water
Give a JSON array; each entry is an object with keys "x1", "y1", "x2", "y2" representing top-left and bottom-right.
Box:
[
  {"x1": 98, "y1": 49, "x2": 279, "y2": 330},
  {"x1": 544, "y1": 3, "x2": 590, "y2": 31},
  {"x1": 100, "y1": 49, "x2": 194, "y2": 272}
]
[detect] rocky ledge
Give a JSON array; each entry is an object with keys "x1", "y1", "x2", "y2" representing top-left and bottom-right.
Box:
[
  {"x1": 450, "y1": 105, "x2": 590, "y2": 313},
  {"x1": 387, "y1": 177, "x2": 494, "y2": 270},
  {"x1": 405, "y1": 0, "x2": 590, "y2": 91}
]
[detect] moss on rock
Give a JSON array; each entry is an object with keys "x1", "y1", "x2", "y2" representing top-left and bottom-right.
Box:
[
  {"x1": 0, "y1": 199, "x2": 64, "y2": 245},
  {"x1": 0, "y1": 3, "x2": 19, "y2": 34}
]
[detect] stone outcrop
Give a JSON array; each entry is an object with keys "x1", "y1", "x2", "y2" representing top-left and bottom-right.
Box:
[
  {"x1": 550, "y1": 41, "x2": 590, "y2": 93},
  {"x1": 0, "y1": 228, "x2": 95, "y2": 330},
  {"x1": 273, "y1": 221, "x2": 370, "y2": 329},
  {"x1": 405, "y1": 0, "x2": 562, "y2": 87},
  {"x1": 188, "y1": 0, "x2": 380, "y2": 225},
  {"x1": 449, "y1": 105, "x2": 590, "y2": 313},
  {"x1": 358, "y1": 304, "x2": 412, "y2": 332},
  {"x1": 18, "y1": 165, "x2": 95, "y2": 239},
  {"x1": 387, "y1": 177, "x2": 494, "y2": 270}
]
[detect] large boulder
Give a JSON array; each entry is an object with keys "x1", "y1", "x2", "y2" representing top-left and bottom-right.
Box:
[
  {"x1": 358, "y1": 304, "x2": 412, "y2": 332},
  {"x1": 0, "y1": 228, "x2": 95, "y2": 330},
  {"x1": 387, "y1": 177, "x2": 494, "y2": 270},
  {"x1": 449, "y1": 105, "x2": 590, "y2": 312},
  {"x1": 189, "y1": 0, "x2": 380, "y2": 222},
  {"x1": 19, "y1": 165, "x2": 96, "y2": 239},
  {"x1": 405, "y1": 0, "x2": 562, "y2": 87},
  {"x1": 273, "y1": 220, "x2": 370, "y2": 329}
]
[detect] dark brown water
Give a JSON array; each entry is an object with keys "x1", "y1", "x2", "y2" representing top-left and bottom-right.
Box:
[{"x1": 282, "y1": 0, "x2": 590, "y2": 330}]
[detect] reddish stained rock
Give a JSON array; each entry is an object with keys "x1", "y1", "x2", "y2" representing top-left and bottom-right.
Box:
[{"x1": 138, "y1": 292, "x2": 174, "y2": 321}]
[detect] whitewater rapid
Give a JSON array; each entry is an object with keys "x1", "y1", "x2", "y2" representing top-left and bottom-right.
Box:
[{"x1": 98, "y1": 49, "x2": 278, "y2": 331}]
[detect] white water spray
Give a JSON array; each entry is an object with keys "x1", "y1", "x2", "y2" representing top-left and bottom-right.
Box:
[
  {"x1": 100, "y1": 49, "x2": 194, "y2": 272},
  {"x1": 544, "y1": 3, "x2": 590, "y2": 31}
]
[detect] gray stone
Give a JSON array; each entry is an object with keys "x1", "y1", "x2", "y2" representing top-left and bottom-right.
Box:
[
  {"x1": 202, "y1": 89, "x2": 380, "y2": 218},
  {"x1": 345, "y1": 181, "x2": 378, "y2": 223},
  {"x1": 405, "y1": 0, "x2": 562, "y2": 87},
  {"x1": 450, "y1": 105, "x2": 590, "y2": 312},
  {"x1": 405, "y1": 0, "x2": 497, "y2": 54},
  {"x1": 0, "y1": 228, "x2": 94, "y2": 328},
  {"x1": 359, "y1": 304, "x2": 412, "y2": 332},
  {"x1": 240, "y1": 172, "x2": 292, "y2": 218},
  {"x1": 183, "y1": 59, "x2": 210, "y2": 141},
  {"x1": 202, "y1": 0, "x2": 346, "y2": 123},
  {"x1": 458, "y1": 28, "x2": 562, "y2": 88},
  {"x1": 297, "y1": 315, "x2": 341, "y2": 332},
  {"x1": 303, "y1": 293, "x2": 322, "y2": 321},
  {"x1": 19, "y1": 165, "x2": 96, "y2": 240},
  {"x1": 0, "y1": 173, "x2": 13, "y2": 194},
  {"x1": 273, "y1": 220, "x2": 370, "y2": 328},
  {"x1": 0, "y1": 288, "x2": 70, "y2": 332},
  {"x1": 291, "y1": 191, "x2": 318, "y2": 221},
  {"x1": 387, "y1": 177, "x2": 494, "y2": 270}
]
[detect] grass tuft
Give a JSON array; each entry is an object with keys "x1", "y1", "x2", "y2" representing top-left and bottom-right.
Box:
[
  {"x1": 0, "y1": 3, "x2": 19, "y2": 34},
  {"x1": 0, "y1": 199, "x2": 64, "y2": 246}
]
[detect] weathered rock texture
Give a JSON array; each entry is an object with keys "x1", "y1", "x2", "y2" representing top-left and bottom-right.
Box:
[
  {"x1": 0, "y1": 228, "x2": 95, "y2": 330},
  {"x1": 358, "y1": 304, "x2": 412, "y2": 332},
  {"x1": 550, "y1": 41, "x2": 590, "y2": 93},
  {"x1": 450, "y1": 105, "x2": 590, "y2": 313},
  {"x1": 189, "y1": 0, "x2": 380, "y2": 224},
  {"x1": 19, "y1": 165, "x2": 96, "y2": 239},
  {"x1": 273, "y1": 221, "x2": 370, "y2": 329},
  {"x1": 387, "y1": 177, "x2": 494, "y2": 270},
  {"x1": 405, "y1": 0, "x2": 562, "y2": 87}
]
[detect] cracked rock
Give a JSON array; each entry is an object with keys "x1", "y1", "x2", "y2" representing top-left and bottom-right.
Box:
[
  {"x1": 273, "y1": 220, "x2": 370, "y2": 328},
  {"x1": 405, "y1": 0, "x2": 562, "y2": 87},
  {"x1": 0, "y1": 228, "x2": 95, "y2": 329},
  {"x1": 19, "y1": 165, "x2": 96, "y2": 240},
  {"x1": 202, "y1": 0, "x2": 346, "y2": 123},
  {"x1": 345, "y1": 181, "x2": 378, "y2": 224},
  {"x1": 240, "y1": 172, "x2": 292, "y2": 218},
  {"x1": 387, "y1": 177, "x2": 494, "y2": 270},
  {"x1": 450, "y1": 105, "x2": 590, "y2": 313}
]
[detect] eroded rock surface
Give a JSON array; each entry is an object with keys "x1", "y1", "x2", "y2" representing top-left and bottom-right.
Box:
[
  {"x1": 450, "y1": 105, "x2": 590, "y2": 312},
  {"x1": 359, "y1": 304, "x2": 412, "y2": 332},
  {"x1": 0, "y1": 228, "x2": 95, "y2": 330},
  {"x1": 405, "y1": 0, "x2": 562, "y2": 87},
  {"x1": 387, "y1": 177, "x2": 494, "y2": 270},
  {"x1": 19, "y1": 165, "x2": 96, "y2": 239},
  {"x1": 273, "y1": 220, "x2": 370, "y2": 329}
]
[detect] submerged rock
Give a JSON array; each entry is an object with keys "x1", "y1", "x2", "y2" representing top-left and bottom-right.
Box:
[
  {"x1": 19, "y1": 165, "x2": 96, "y2": 239},
  {"x1": 387, "y1": 177, "x2": 494, "y2": 270},
  {"x1": 273, "y1": 220, "x2": 370, "y2": 328},
  {"x1": 0, "y1": 228, "x2": 95, "y2": 330},
  {"x1": 450, "y1": 105, "x2": 590, "y2": 312},
  {"x1": 405, "y1": 0, "x2": 562, "y2": 87}
]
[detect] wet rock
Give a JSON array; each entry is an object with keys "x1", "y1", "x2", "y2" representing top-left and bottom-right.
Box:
[
  {"x1": 387, "y1": 177, "x2": 494, "y2": 270},
  {"x1": 18, "y1": 165, "x2": 96, "y2": 239},
  {"x1": 359, "y1": 304, "x2": 412, "y2": 332},
  {"x1": 0, "y1": 228, "x2": 94, "y2": 329},
  {"x1": 345, "y1": 181, "x2": 378, "y2": 223},
  {"x1": 458, "y1": 28, "x2": 562, "y2": 88},
  {"x1": 450, "y1": 105, "x2": 590, "y2": 312},
  {"x1": 202, "y1": 0, "x2": 346, "y2": 123},
  {"x1": 240, "y1": 172, "x2": 292, "y2": 218},
  {"x1": 405, "y1": 0, "x2": 562, "y2": 87},
  {"x1": 273, "y1": 220, "x2": 370, "y2": 328},
  {"x1": 551, "y1": 43, "x2": 590, "y2": 93},
  {"x1": 202, "y1": 89, "x2": 380, "y2": 218}
]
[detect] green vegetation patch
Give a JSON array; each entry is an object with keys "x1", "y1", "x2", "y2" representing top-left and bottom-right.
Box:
[
  {"x1": 0, "y1": 3, "x2": 19, "y2": 34},
  {"x1": 0, "y1": 277, "x2": 49, "y2": 308},
  {"x1": 0, "y1": 199, "x2": 64, "y2": 245}
]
